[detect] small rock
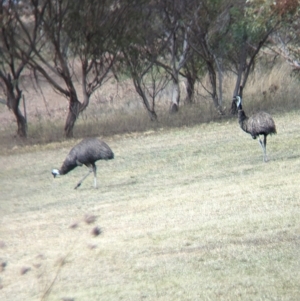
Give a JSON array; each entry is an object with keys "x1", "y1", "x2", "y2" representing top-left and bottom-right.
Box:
[
  {"x1": 0, "y1": 261, "x2": 7, "y2": 272},
  {"x1": 84, "y1": 214, "x2": 97, "y2": 224},
  {"x1": 69, "y1": 222, "x2": 79, "y2": 229},
  {"x1": 33, "y1": 263, "x2": 42, "y2": 269},
  {"x1": 20, "y1": 267, "x2": 31, "y2": 275},
  {"x1": 91, "y1": 226, "x2": 101, "y2": 236}
]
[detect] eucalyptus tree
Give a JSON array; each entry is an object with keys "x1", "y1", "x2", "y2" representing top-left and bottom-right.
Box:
[
  {"x1": 184, "y1": 0, "x2": 291, "y2": 113},
  {"x1": 180, "y1": 50, "x2": 206, "y2": 104},
  {"x1": 261, "y1": 0, "x2": 300, "y2": 72},
  {"x1": 152, "y1": 0, "x2": 191, "y2": 113},
  {"x1": 0, "y1": 0, "x2": 44, "y2": 137},
  {"x1": 118, "y1": 0, "x2": 172, "y2": 120},
  {"x1": 225, "y1": 0, "x2": 282, "y2": 99},
  {"x1": 20, "y1": 0, "x2": 126, "y2": 138},
  {"x1": 184, "y1": 0, "x2": 233, "y2": 113}
]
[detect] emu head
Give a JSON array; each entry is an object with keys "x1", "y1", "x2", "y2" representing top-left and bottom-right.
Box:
[
  {"x1": 231, "y1": 95, "x2": 243, "y2": 114},
  {"x1": 51, "y1": 169, "x2": 60, "y2": 178},
  {"x1": 235, "y1": 95, "x2": 242, "y2": 108}
]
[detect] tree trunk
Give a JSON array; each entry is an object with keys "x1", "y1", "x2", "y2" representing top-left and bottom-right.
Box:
[
  {"x1": 64, "y1": 97, "x2": 84, "y2": 138},
  {"x1": 214, "y1": 57, "x2": 223, "y2": 107},
  {"x1": 207, "y1": 60, "x2": 223, "y2": 114},
  {"x1": 132, "y1": 77, "x2": 158, "y2": 121},
  {"x1": 233, "y1": 41, "x2": 247, "y2": 98},
  {"x1": 191, "y1": 33, "x2": 223, "y2": 114},
  {"x1": 6, "y1": 82, "x2": 27, "y2": 138},
  {"x1": 185, "y1": 74, "x2": 195, "y2": 104},
  {"x1": 170, "y1": 76, "x2": 180, "y2": 113},
  {"x1": 14, "y1": 104, "x2": 27, "y2": 138},
  {"x1": 148, "y1": 109, "x2": 158, "y2": 121}
]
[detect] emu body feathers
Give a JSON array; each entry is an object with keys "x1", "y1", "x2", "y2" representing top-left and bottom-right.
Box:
[
  {"x1": 238, "y1": 110, "x2": 276, "y2": 139},
  {"x1": 52, "y1": 138, "x2": 114, "y2": 189}
]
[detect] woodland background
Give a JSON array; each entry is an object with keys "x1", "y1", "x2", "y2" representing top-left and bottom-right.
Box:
[{"x1": 0, "y1": 0, "x2": 300, "y2": 147}]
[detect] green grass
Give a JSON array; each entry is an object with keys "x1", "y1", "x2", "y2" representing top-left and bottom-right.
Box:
[{"x1": 0, "y1": 110, "x2": 299, "y2": 301}]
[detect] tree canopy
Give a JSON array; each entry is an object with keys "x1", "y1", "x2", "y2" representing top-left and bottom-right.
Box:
[{"x1": 1, "y1": 0, "x2": 299, "y2": 137}]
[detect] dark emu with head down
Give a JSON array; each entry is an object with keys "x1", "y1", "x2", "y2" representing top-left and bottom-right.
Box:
[
  {"x1": 52, "y1": 138, "x2": 114, "y2": 189},
  {"x1": 233, "y1": 95, "x2": 276, "y2": 162}
]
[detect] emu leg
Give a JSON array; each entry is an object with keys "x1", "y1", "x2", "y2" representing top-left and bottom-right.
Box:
[
  {"x1": 263, "y1": 135, "x2": 268, "y2": 162},
  {"x1": 258, "y1": 135, "x2": 267, "y2": 162},
  {"x1": 92, "y1": 164, "x2": 97, "y2": 188},
  {"x1": 74, "y1": 168, "x2": 93, "y2": 189}
]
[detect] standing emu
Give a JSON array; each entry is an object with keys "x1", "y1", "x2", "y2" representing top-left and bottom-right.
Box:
[
  {"x1": 52, "y1": 138, "x2": 114, "y2": 189},
  {"x1": 233, "y1": 95, "x2": 276, "y2": 162}
]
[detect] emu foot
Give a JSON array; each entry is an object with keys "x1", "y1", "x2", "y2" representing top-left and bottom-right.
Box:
[{"x1": 74, "y1": 183, "x2": 81, "y2": 189}]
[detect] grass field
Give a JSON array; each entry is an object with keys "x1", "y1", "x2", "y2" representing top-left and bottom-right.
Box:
[{"x1": 0, "y1": 110, "x2": 300, "y2": 301}]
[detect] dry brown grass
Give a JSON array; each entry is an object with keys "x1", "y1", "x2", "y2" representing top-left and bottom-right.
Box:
[
  {"x1": 231, "y1": 62, "x2": 300, "y2": 114},
  {"x1": 1, "y1": 59, "x2": 299, "y2": 154},
  {"x1": 0, "y1": 108, "x2": 300, "y2": 300}
]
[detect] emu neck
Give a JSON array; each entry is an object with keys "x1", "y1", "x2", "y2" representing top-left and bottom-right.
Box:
[
  {"x1": 59, "y1": 162, "x2": 77, "y2": 175},
  {"x1": 238, "y1": 109, "x2": 250, "y2": 134}
]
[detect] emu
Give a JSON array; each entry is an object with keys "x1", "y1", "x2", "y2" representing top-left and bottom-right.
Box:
[
  {"x1": 52, "y1": 138, "x2": 114, "y2": 189},
  {"x1": 233, "y1": 95, "x2": 276, "y2": 162}
]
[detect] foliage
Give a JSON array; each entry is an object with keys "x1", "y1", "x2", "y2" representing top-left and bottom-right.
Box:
[
  {"x1": 1, "y1": 0, "x2": 300, "y2": 137},
  {"x1": 264, "y1": 0, "x2": 300, "y2": 74}
]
